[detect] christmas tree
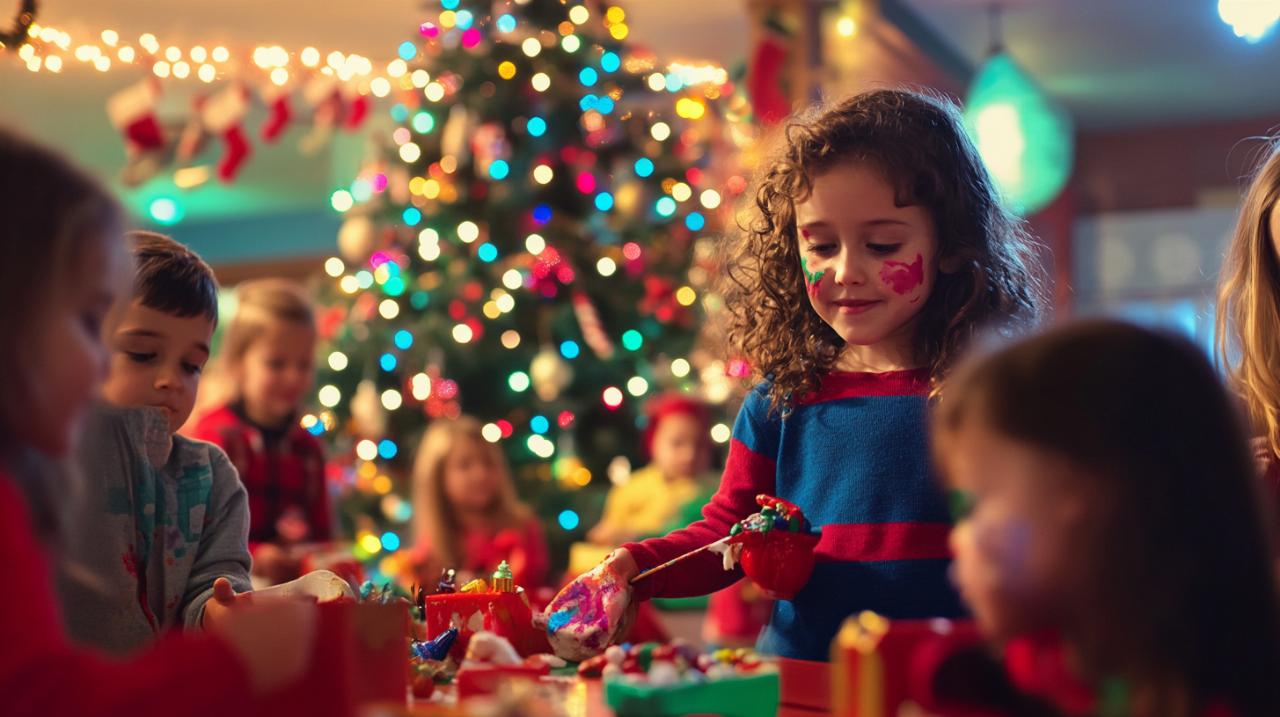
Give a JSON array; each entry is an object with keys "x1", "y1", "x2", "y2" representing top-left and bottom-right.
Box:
[{"x1": 308, "y1": 0, "x2": 752, "y2": 580}]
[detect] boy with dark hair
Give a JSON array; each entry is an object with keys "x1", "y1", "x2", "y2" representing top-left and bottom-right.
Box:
[{"x1": 59, "y1": 230, "x2": 253, "y2": 653}]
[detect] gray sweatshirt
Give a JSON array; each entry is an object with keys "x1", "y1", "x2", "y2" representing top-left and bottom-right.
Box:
[{"x1": 58, "y1": 403, "x2": 253, "y2": 654}]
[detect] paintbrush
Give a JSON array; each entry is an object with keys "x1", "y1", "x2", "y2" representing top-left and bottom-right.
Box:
[{"x1": 628, "y1": 535, "x2": 732, "y2": 585}]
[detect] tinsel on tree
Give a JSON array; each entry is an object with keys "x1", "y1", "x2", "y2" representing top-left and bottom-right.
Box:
[{"x1": 307, "y1": 0, "x2": 754, "y2": 579}]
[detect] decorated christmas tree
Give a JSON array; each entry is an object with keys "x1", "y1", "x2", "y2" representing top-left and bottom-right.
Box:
[{"x1": 308, "y1": 0, "x2": 752, "y2": 579}]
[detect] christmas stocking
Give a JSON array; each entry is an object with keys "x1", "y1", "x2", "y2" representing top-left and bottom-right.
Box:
[
  {"x1": 747, "y1": 15, "x2": 793, "y2": 126},
  {"x1": 201, "y1": 84, "x2": 251, "y2": 182},
  {"x1": 342, "y1": 84, "x2": 370, "y2": 131},
  {"x1": 299, "y1": 74, "x2": 341, "y2": 155},
  {"x1": 260, "y1": 83, "x2": 293, "y2": 143},
  {"x1": 106, "y1": 80, "x2": 168, "y2": 187}
]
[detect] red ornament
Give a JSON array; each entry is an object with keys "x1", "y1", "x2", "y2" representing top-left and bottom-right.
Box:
[{"x1": 411, "y1": 673, "x2": 436, "y2": 699}]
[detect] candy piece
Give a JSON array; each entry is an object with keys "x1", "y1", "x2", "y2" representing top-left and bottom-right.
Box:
[
  {"x1": 412, "y1": 628, "x2": 459, "y2": 662},
  {"x1": 578, "y1": 654, "x2": 608, "y2": 677},
  {"x1": 437, "y1": 568, "x2": 457, "y2": 593},
  {"x1": 492, "y1": 559, "x2": 516, "y2": 593},
  {"x1": 460, "y1": 578, "x2": 489, "y2": 593},
  {"x1": 648, "y1": 660, "x2": 680, "y2": 686},
  {"x1": 411, "y1": 673, "x2": 436, "y2": 699},
  {"x1": 635, "y1": 642, "x2": 657, "y2": 672},
  {"x1": 605, "y1": 644, "x2": 626, "y2": 666}
]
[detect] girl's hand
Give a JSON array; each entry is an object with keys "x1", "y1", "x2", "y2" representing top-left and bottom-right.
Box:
[{"x1": 538, "y1": 549, "x2": 638, "y2": 661}]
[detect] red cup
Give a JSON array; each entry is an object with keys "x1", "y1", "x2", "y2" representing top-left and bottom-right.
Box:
[{"x1": 737, "y1": 530, "x2": 820, "y2": 600}]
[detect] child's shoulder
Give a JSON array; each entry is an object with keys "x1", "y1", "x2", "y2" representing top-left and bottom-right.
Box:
[{"x1": 171, "y1": 433, "x2": 239, "y2": 483}]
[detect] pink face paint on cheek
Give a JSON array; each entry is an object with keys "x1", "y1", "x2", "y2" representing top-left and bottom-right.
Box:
[{"x1": 879, "y1": 252, "x2": 924, "y2": 295}]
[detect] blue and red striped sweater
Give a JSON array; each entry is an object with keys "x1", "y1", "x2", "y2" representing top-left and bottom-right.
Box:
[{"x1": 624, "y1": 369, "x2": 964, "y2": 660}]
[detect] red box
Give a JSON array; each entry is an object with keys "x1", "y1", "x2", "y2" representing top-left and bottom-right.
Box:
[
  {"x1": 455, "y1": 663, "x2": 552, "y2": 699},
  {"x1": 423, "y1": 591, "x2": 550, "y2": 660},
  {"x1": 831, "y1": 613, "x2": 981, "y2": 717},
  {"x1": 255, "y1": 601, "x2": 409, "y2": 716}
]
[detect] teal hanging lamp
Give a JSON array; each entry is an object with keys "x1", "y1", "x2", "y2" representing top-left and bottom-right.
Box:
[{"x1": 962, "y1": 5, "x2": 1073, "y2": 215}]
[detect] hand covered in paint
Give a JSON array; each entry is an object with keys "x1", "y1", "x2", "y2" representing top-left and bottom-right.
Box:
[
  {"x1": 201, "y1": 577, "x2": 254, "y2": 631},
  {"x1": 538, "y1": 549, "x2": 638, "y2": 661}
]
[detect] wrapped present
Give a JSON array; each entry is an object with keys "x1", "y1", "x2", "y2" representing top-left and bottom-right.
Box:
[
  {"x1": 831, "y1": 612, "x2": 983, "y2": 717},
  {"x1": 423, "y1": 590, "x2": 550, "y2": 660},
  {"x1": 255, "y1": 600, "x2": 410, "y2": 715},
  {"x1": 457, "y1": 663, "x2": 553, "y2": 699}
]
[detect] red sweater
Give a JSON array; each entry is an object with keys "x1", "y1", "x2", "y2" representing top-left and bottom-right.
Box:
[
  {"x1": 0, "y1": 469, "x2": 253, "y2": 717},
  {"x1": 191, "y1": 404, "x2": 332, "y2": 553}
]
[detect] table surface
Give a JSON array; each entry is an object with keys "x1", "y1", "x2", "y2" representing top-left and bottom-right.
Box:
[{"x1": 404, "y1": 670, "x2": 834, "y2": 711}]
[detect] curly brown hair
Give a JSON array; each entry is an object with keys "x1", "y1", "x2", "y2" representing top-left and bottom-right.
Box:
[{"x1": 721, "y1": 88, "x2": 1044, "y2": 411}]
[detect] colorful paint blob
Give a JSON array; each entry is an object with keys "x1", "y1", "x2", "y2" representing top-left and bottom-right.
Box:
[{"x1": 801, "y1": 256, "x2": 824, "y2": 298}]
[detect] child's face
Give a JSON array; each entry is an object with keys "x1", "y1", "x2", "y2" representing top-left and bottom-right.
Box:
[
  {"x1": 100, "y1": 300, "x2": 215, "y2": 433},
  {"x1": 443, "y1": 438, "x2": 502, "y2": 515},
  {"x1": 239, "y1": 322, "x2": 317, "y2": 426},
  {"x1": 942, "y1": 417, "x2": 1090, "y2": 643},
  {"x1": 651, "y1": 413, "x2": 709, "y2": 479},
  {"x1": 26, "y1": 235, "x2": 129, "y2": 456},
  {"x1": 795, "y1": 162, "x2": 939, "y2": 352}
]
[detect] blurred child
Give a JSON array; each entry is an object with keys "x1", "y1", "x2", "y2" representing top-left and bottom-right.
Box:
[
  {"x1": 588, "y1": 393, "x2": 713, "y2": 546},
  {"x1": 57, "y1": 231, "x2": 255, "y2": 653},
  {"x1": 936, "y1": 320, "x2": 1280, "y2": 717},
  {"x1": 548, "y1": 89, "x2": 1042, "y2": 662},
  {"x1": 191, "y1": 279, "x2": 330, "y2": 584},
  {"x1": 0, "y1": 127, "x2": 321, "y2": 715},
  {"x1": 1217, "y1": 141, "x2": 1280, "y2": 510},
  {"x1": 410, "y1": 416, "x2": 548, "y2": 589}
]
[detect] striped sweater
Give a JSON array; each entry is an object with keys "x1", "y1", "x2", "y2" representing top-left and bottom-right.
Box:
[{"x1": 624, "y1": 369, "x2": 965, "y2": 660}]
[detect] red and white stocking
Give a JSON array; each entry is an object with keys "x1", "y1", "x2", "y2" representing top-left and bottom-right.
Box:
[
  {"x1": 107, "y1": 80, "x2": 167, "y2": 186},
  {"x1": 201, "y1": 83, "x2": 252, "y2": 182},
  {"x1": 260, "y1": 83, "x2": 293, "y2": 143}
]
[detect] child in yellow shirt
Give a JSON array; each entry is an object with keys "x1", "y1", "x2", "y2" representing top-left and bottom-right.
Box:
[{"x1": 588, "y1": 394, "x2": 712, "y2": 546}]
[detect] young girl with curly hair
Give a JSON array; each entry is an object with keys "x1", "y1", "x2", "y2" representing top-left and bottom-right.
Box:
[{"x1": 546, "y1": 88, "x2": 1043, "y2": 662}]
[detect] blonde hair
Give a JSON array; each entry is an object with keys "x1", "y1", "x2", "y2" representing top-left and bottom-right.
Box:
[
  {"x1": 410, "y1": 416, "x2": 531, "y2": 574},
  {"x1": 221, "y1": 278, "x2": 316, "y2": 368},
  {"x1": 1217, "y1": 141, "x2": 1280, "y2": 459}
]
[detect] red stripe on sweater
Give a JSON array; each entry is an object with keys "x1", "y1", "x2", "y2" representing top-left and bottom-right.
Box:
[
  {"x1": 814, "y1": 522, "x2": 953, "y2": 562},
  {"x1": 796, "y1": 368, "x2": 930, "y2": 405}
]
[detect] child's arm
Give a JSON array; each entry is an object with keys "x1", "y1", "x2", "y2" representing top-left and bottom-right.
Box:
[
  {"x1": 622, "y1": 388, "x2": 779, "y2": 600},
  {"x1": 181, "y1": 448, "x2": 254, "y2": 629},
  {"x1": 0, "y1": 474, "x2": 253, "y2": 717}
]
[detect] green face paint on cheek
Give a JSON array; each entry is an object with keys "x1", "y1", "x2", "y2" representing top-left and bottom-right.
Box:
[{"x1": 801, "y1": 257, "x2": 824, "y2": 298}]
